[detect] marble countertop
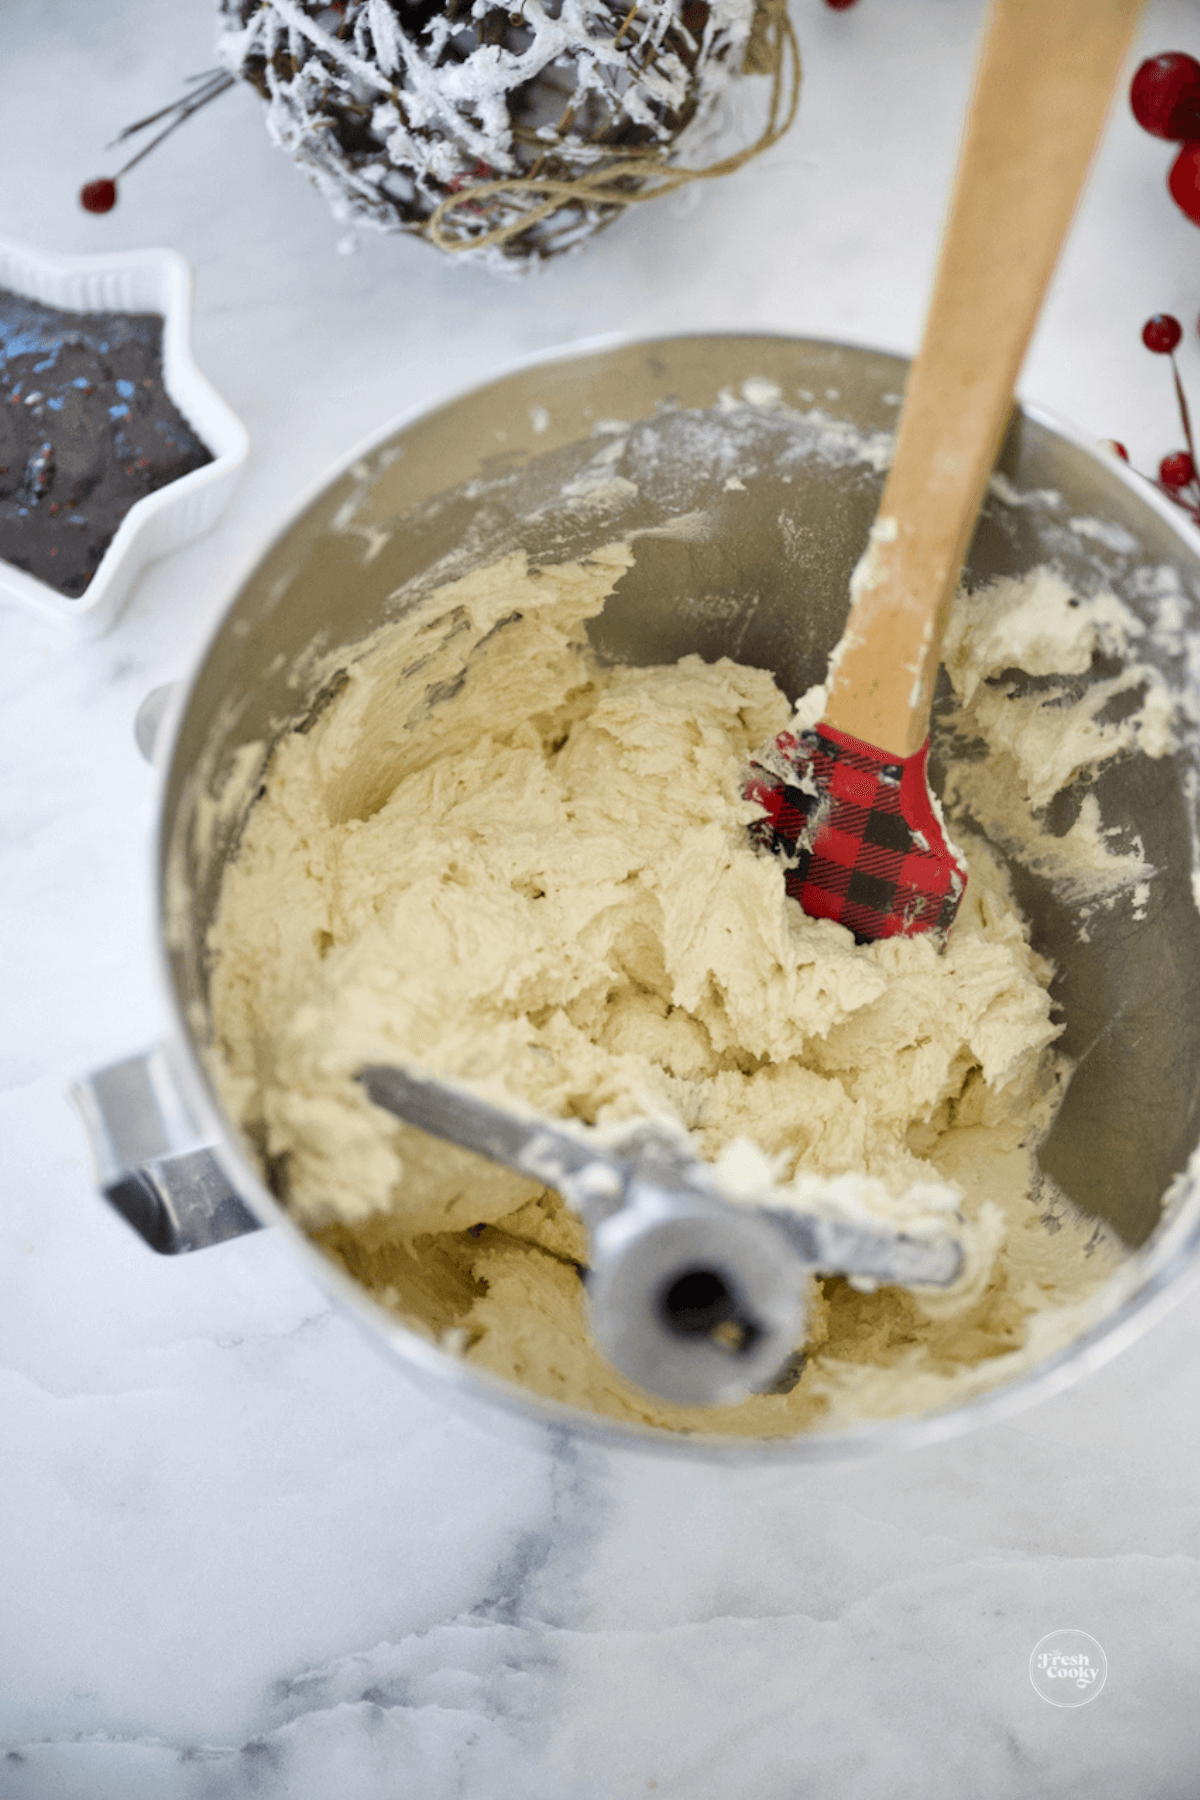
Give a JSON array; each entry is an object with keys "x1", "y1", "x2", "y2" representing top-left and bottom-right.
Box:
[{"x1": 4, "y1": 1, "x2": 1200, "y2": 1793}]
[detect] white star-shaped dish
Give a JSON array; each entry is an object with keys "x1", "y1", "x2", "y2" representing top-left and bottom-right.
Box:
[{"x1": 0, "y1": 236, "x2": 249, "y2": 634}]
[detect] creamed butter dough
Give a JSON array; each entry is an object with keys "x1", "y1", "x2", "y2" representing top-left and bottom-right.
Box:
[{"x1": 207, "y1": 547, "x2": 1135, "y2": 1436}]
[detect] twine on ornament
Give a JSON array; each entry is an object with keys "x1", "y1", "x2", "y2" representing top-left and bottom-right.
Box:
[{"x1": 424, "y1": 0, "x2": 800, "y2": 255}]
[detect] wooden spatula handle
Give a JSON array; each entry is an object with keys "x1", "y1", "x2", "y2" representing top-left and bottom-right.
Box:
[{"x1": 824, "y1": 0, "x2": 1145, "y2": 759}]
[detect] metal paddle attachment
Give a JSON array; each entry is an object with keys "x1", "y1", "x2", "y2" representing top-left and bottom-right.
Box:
[{"x1": 359, "y1": 1065, "x2": 964, "y2": 1408}]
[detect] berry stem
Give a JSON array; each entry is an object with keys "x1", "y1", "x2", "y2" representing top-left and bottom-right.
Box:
[
  {"x1": 106, "y1": 70, "x2": 235, "y2": 178},
  {"x1": 1155, "y1": 482, "x2": 1200, "y2": 523},
  {"x1": 1172, "y1": 352, "x2": 1198, "y2": 471},
  {"x1": 108, "y1": 72, "x2": 228, "y2": 144}
]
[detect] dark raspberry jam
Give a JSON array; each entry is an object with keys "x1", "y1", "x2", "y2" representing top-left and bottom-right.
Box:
[{"x1": 0, "y1": 289, "x2": 213, "y2": 598}]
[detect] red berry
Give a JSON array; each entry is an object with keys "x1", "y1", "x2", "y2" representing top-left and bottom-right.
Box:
[
  {"x1": 824, "y1": 0, "x2": 860, "y2": 9},
  {"x1": 1130, "y1": 53, "x2": 1200, "y2": 140},
  {"x1": 1160, "y1": 450, "x2": 1196, "y2": 489},
  {"x1": 1143, "y1": 312, "x2": 1183, "y2": 353},
  {"x1": 1102, "y1": 440, "x2": 1130, "y2": 461},
  {"x1": 80, "y1": 177, "x2": 117, "y2": 214},
  {"x1": 1168, "y1": 142, "x2": 1200, "y2": 226}
]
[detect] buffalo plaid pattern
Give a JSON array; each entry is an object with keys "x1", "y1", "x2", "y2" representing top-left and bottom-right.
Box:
[{"x1": 745, "y1": 723, "x2": 967, "y2": 945}]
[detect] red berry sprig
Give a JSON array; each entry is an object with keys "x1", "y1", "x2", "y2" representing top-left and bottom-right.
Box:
[
  {"x1": 79, "y1": 178, "x2": 118, "y2": 215},
  {"x1": 1160, "y1": 449, "x2": 1196, "y2": 491},
  {"x1": 1130, "y1": 52, "x2": 1200, "y2": 227},
  {"x1": 1129, "y1": 312, "x2": 1200, "y2": 523},
  {"x1": 1169, "y1": 145, "x2": 1200, "y2": 227},
  {"x1": 1130, "y1": 53, "x2": 1200, "y2": 138},
  {"x1": 78, "y1": 69, "x2": 233, "y2": 214},
  {"x1": 1143, "y1": 312, "x2": 1183, "y2": 355}
]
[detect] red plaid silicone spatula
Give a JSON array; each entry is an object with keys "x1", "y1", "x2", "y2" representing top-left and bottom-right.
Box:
[{"x1": 747, "y1": 0, "x2": 1144, "y2": 946}]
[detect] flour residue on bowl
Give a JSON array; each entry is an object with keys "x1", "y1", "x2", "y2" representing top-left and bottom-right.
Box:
[{"x1": 941, "y1": 566, "x2": 1176, "y2": 930}]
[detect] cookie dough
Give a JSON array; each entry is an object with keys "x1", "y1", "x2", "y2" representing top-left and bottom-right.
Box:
[{"x1": 207, "y1": 546, "x2": 1158, "y2": 1436}]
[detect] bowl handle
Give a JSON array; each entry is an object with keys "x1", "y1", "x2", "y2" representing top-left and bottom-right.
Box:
[
  {"x1": 134, "y1": 682, "x2": 181, "y2": 764},
  {"x1": 70, "y1": 1047, "x2": 261, "y2": 1254}
]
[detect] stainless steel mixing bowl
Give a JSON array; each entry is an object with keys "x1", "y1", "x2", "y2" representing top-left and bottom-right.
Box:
[{"x1": 77, "y1": 333, "x2": 1200, "y2": 1460}]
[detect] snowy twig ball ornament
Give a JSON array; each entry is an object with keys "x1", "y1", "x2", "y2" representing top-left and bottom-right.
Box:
[{"x1": 214, "y1": 0, "x2": 799, "y2": 270}]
